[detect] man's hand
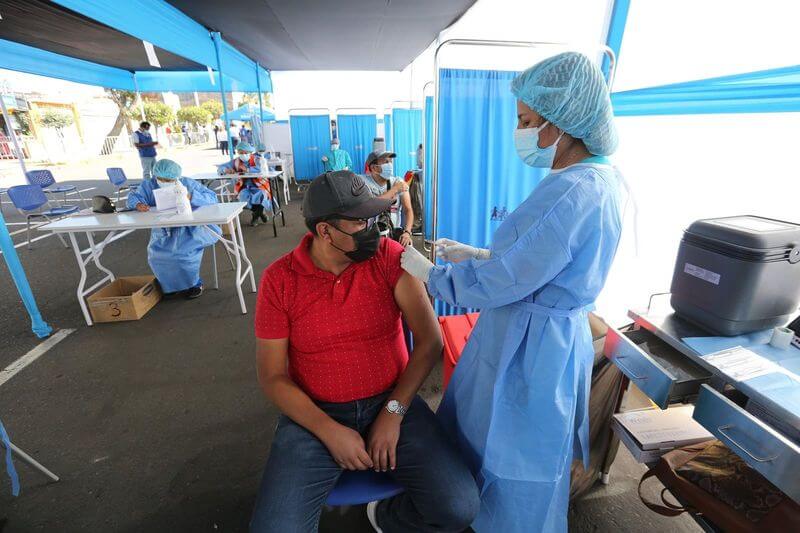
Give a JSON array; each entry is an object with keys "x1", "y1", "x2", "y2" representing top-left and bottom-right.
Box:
[
  {"x1": 224, "y1": 167, "x2": 236, "y2": 175},
  {"x1": 391, "y1": 181, "x2": 409, "y2": 195},
  {"x1": 398, "y1": 231, "x2": 413, "y2": 247},
  {"x1": 135, "y1": 203, "x2": 150, "y2": 212},
  {"x1": 321, "y1": 423, "x2": 374, "y2": 471},
  {"x1": 367, "y1": 410, "x2": 401, "y2": 472}
]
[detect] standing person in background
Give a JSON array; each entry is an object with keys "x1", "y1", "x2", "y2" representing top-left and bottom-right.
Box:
[
  {"x1": 218, "y1": 126, "x2": 229, "y2": 155},
  {"x1": 229, "y1": 122, "x2": 240, "y2": 149},
  {"x1": 321, "y1": 139, "x2": 352, "y2": 172},
  {"x1": 363, "y1": 151, "x2": 414, "y2": 247},
  {"x1": 132, "y1": 121, "x2": 158, "y2": 180},
  {"x1": 213, "y1": 124, "x2": 219, "y2": 145},
  {"x1": 240, "y1": 124, "x2": 248, "y2": 145}
]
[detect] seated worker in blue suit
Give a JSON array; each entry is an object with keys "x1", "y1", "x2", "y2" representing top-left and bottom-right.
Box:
[
  {"x1": 127, "y1": 158, "x2": 219, "y2": 299},
  {"x1": 218, "y1": 142, "x2": 273, "y2": 227}
]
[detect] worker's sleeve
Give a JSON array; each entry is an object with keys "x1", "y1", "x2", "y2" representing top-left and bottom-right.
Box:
[
  {"x1": 426, "y1": 183, "x2": 584, "y2": 310},
  {"x1": 126, "y1": 180, "x2": 153, "y2": 208},
  {"x1": 345, "y1": 152, "x2": 353, "y2": 170},
  {"x1": 216, "y1": 161, "x2": 232, "y2": 175},
  {"x1": 185, "y1": 179, "x2": 218, "y2": 207}
]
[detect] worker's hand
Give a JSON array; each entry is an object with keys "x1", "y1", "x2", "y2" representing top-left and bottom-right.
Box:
[
  {"x1": 321, "y1": 423, "x2": 374, "y2": 471},
  {"x1": 367, "y1": 410, "x2": 401, "y2": 472},
  {"x1": 321, "y1": 156, "x2": 329, "y2": 162},
  {"x1": 435, "y1": 238, "x2": 490, "y2": 263},
  {"x1": 392, "y1": 181, "x2": 409, "y2": 195},
  {"x1": 398, "y1": 231, "x2": 413, "y2": 247},
  {"x1": 135, "y1": 203, "x2": 150, "y2": 212},
  {"x1": 401, "y1": 244, "x2": 434, "y2": 282},
  {"x1": 224, "y1": 167, "x2": 236, "y2": 175}
]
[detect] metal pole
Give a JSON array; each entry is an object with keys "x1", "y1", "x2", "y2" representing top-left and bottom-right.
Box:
[
  {"x1": 132, "y1": 76, "x2": 146, "y2": 121},
  {"x1": 430, "y1": 39, "x2": 616, "y2": 261},
  {"x1": 212, "y1": 32, "x2": 235, "y2": 163},
  {"x1": 256, "y1": 63, "x2": 264, "y2": 123},
  {"x1": 0, "y1": 94, "x2": 27, "y2": 176}
]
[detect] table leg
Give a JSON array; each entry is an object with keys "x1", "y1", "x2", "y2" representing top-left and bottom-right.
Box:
[
  {"x1": 5, "y1": 441, "x2": 60, "y2": 482},
  {"x1": 229, "y1": 220, "x2": 246, "y2": 314},
  {"x1": 211, "y1": 242, "x2": 219, "y2": 290},
  {"x1": 234, "y1": 216, "x2": 257, "y2": 292},
  {"x1": 68, "y1": 232, "x2": 93, "y2": 326},
  {"x1": 85, "y1": 232, "x2": 115, "y2": 282}
]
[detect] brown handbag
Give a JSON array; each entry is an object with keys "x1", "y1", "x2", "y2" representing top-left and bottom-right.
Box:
[{"x1": 638, "y1": 439, "x2": 800, "y2": 532}]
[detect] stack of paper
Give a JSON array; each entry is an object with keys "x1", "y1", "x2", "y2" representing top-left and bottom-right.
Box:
[{"x1": 612, "y1": 405, "x2": 714, "y2": 463}]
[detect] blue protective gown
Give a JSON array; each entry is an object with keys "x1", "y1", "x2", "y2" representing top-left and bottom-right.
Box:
[
  {"x1": 430, "y1": 159, "x2": 624, "y2": 532},
  {"x1": 216, "y1": 158, "x2": 272, "y2": 210},
  {"x1": 322, "y1": 148, "x2": 353, "y2": 172},
  {"x1": 127, "y1": 178, "x2": 220, "y2": 293}
]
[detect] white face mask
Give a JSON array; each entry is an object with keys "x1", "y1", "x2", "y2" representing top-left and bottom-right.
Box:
[
  {"x1": 331, "y1": 144, "x2": 339, "y2": 151},
  {"x1": 379, "y1": 163, "x2": 393, "y2": 178},
  {"x1": 238, "y1": 154, "x2": 250, "y2": 162},
  {"x1": 157, "y1": 179, "x2": 177, "y2": 188},
  {"x1": 513, "y1": 121, "x2": 564, "y2": 169}
]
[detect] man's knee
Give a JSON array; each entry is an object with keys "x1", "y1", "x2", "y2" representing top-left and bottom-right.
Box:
[{"x1": 436, "y1": 481, "x2": 480, "y2": 531}]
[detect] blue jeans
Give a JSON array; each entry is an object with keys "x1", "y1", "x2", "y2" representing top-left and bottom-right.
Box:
[
  {"x1": 250, "y1": 393, "x2": 479, "y2": 532},
  {"x1": 140, "y1": 156, "x2": 156, "y2": 179}
]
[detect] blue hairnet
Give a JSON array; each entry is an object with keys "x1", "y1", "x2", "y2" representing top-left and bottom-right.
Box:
[
  {"x1": 152, "y1": 159, "x2": 182, "y2": 180},
  {"x1": 235, "y1": 141, "x2": 255, "y2": 152},
  {"x1": 511, "y1": 52, "x2": 618, "y2": 156},
  {"x1": 256, "y1": 143, "x2": 266, "y2": 152}
]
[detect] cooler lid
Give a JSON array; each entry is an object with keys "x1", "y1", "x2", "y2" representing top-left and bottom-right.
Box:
[{"x1": 687, "y1": 216, "x2": 800, "y2": 250}]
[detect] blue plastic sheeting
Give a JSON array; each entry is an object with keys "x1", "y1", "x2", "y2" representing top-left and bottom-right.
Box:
[
  {"x1": 0, "y1": 420, "x2": 20, "y2": 497},
  {"x1": 290, "y1": 115, "x2": 331, "y2": 181},
  {"x1": 383, "y1": 114, "x2": 393, "y2": 152},
  {"x1": 392, "y1": 109, "x2": 422, "y2": 175},
  {"x1": 225, "y1": 104, "x2": 276, "y2": 122},
  {"x1": 337, "y1": 114, "x2": 377, "y2": 174},
  {"x1": 612, "y1": 64, "x2": 800, "y2": 116},
  {"x1": 0, "y1": 209, "x2": 52, "y2": 339},
  {"x1": 423, "y1": 96, "x2": 434, "y2": 239},
  {"x1": 0, "y1": 39, "x2": 273, "y2": 93},
  {"x1": 433, "y1": 68, "x2": 548, "y2": 316},
  {"x1": 603, "y1": 0, "x2": 631, "y2": 77}
]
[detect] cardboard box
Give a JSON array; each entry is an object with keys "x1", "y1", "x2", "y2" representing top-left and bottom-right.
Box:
[{"x1": 87, "y1": 276, "x2": 161, "y2": 323}]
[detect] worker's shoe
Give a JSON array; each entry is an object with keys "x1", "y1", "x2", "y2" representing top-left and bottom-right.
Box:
[{"x1": 185, "y1": 285, "x2": 203, "y2": 299}]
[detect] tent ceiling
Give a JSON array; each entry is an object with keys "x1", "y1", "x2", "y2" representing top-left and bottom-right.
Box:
[
  {"x1": 0, "y1": 0, "x2": 203, "y2": 72},
  {"x1": 166, "y1": 0, "x2": 478, "y2": 71}
]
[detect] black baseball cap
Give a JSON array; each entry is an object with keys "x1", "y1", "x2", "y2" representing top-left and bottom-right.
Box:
[
  {"x1": 365, "y1": 150, "x2": 396, "y2": 168},
  {"x1": 303, "y1": 170, "x2": 392, "y2": 220}
]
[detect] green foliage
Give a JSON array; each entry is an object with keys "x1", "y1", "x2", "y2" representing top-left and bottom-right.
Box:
[
  {"x1": 105, "y1": 89, "x2": 138, "y2": 118},
  {"x1": 177, "y1": 106, "x2": 212, "y2": 126},
  {"x1": 39, "y1": 109, "x2": 74, "y2": 130},
  {"x1": 144, "y1": 101, "x2": 175, "y2": 127},
  {"x1": 16, "y1": 112, "x2": 32, "y2": 135},
  {"x1": 200, "y1": 100, "x2": 223, "y2": 119}
]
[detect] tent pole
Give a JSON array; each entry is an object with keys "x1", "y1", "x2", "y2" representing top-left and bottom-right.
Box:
[
  {"x1": 133, "y1": 76, "x2": 146, "y2": 121},
  {"x1": 256, "y1": 63, "x2": 264, "y2": 122},
  {"x1": 212, "y1": 32, "x2": 234, "y2": 163},
  {"x1": 0, "y1": 96, "x2": 52, "y2": 339}
]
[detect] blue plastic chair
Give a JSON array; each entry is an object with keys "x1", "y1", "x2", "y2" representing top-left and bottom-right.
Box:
[
  {"x1": 325, "y1": 469, "x2": 404, "y2": 506},
  {"x1": 7, "y1": 184, "x2": 78, "y2": 249},
  {"x1": 25, "y1": 169, "x2": 86, "y2": 208},
  {"x1": 106, "y1": 167, "x2": 136, "y2": 202}
]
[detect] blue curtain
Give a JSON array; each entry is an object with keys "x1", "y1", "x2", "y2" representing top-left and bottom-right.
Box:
[
  {"x1": 383, "y1": 114, "x2": 393, "y2": 151},
  {"x1": 289, "y1": 115, "x2": 330, "y2": 181},
  {"x1": 423, "y1": 96, "x2": 434, "y2": 239},
  {"x1": 337, "y1": 114, "x2": 376, "y2": 173},
  {"x1": 434, "y1": 68, "x2": 547, "y2": 316},
  {"x1": 392, "y1": 108, "x2": 422, "y2": 175},
  {"x1": 612, "y1": 64, "x2": 800, "y2": 116}
]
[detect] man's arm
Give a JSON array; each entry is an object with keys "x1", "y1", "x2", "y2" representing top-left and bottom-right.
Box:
[
  {"x1": 367, "y1": 272, "x2": 443, "y2": 471},
  {"x1": 256, "y1": 338, "x2": 374, "y2": 471},
  {"x1": 398, "y1": 192, "x2": 414, "y2": 246}
]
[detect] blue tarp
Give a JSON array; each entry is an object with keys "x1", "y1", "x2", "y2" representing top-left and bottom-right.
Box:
[
  {"x1": 337, "y1": 114, "x2": 377, "y2": 173},
  {"x1": 612, "y1": 64, "x2": 800, "y2": 116},
  {"x1": 391, "y1": 108, "x2": 422, "y2": 175},
  {"x1": 433, "y1": 68, "x2": 548, "y2": 316},
  {"x1": 289, "y1": 115, "x2": 331, "y2": 181},
  {"x1": 225, "y1": 104, "x2": 276, "y2": 122}
]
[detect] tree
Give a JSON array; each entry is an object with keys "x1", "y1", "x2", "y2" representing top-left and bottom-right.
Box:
[
  {"x1": 104, "y1": 89, "x2": 138, "y2": 150},
  {"x1": 200, "y1": 100, "x2": 223, "y2": 120},
  {"x1": 39, "y1": 110, "x2": 74, "y2": 130},
  {"x1": 240, "y1": 93, "x2": 272, "y2": 108},
  {"x1": 177, "y1": 106, "x2": 212, "y2": 126},
  {"x1": 144, "y1": 101, "x2": 175, "y2": 127}
]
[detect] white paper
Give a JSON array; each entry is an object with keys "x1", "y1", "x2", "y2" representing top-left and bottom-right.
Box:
[
  {"x1": 153, "y1": 187, "x2": 177, "y2": 212},
  {"x1": 142, "y1": 40, "x2": 161, "y2": 68},
  {"x1": 704, "y1": 346, "x2": 781, "y2": 381},
  {"x1": 614, "y1": 405, "x2": 713, "y2": 449}
]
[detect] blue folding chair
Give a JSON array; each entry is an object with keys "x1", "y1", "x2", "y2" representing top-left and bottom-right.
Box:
[
  {"x1": 326, "y1": 469, "x2": 404, "y2": 506},
  {"x1": 7, "y1": 184, "x2": 79, "y2": 249},
  {"x1": 25, "y1": 169, "x2": 87, "y2": 208},
  {"x1": 106, "y1": 167, "x2": 137, "y2": 202}
]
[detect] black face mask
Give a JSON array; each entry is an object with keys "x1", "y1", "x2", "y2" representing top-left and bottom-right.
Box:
[{"x1": 329, "y1": 221, "x2": 381, "y2": 262}]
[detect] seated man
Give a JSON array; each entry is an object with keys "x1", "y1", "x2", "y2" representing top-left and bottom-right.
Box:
[
  {"x1": 127, "y1": 159, "x2": 219, "y2": 299},
  {"x1": 363, "y1": 151, "x2": 414, "y2": 247},
  {"x1": 321, "y1": 138, "x2": 353, "y2": 172},
  {"x1": 218, "y1": 142, "x2": 272, "y2": 226},
  {"x1": 251, "y1": 170, "x2": 479, "y2": 533}
]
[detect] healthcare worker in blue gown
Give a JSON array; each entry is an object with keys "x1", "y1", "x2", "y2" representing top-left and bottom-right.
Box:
[
  {"x1": 127, "y1": 158, "x2": 219, "y2": 299},
  {"x1": 401, "y1": 52, "x2": 626, "y2": 532}
]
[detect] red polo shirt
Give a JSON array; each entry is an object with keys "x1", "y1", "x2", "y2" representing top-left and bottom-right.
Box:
[{"x1": 255, "y1": 233, "x2": 409, "y2": 402}]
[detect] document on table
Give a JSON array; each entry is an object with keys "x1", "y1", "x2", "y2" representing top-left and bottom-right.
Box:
[
  {"x1": 704, "y1": 346, "x2": 796, "y2": 382},
  {"x1": 153, "y1": 187, "x2": 177, "y2": 212}
]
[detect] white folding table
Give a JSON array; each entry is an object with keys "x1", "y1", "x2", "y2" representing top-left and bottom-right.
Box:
[{"x1": 38, "y1": 203, "x2": 257, "y2": 326}]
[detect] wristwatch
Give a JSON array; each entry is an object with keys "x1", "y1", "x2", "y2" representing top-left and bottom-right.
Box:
[{"x1": 385, "y1": 399, "x2": 408, "y2": 416}]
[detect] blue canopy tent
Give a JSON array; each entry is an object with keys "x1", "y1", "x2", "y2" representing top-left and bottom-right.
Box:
[
  {"x1": 225, "y1": 104, "x2": 276, "y2": 122},
  {"x1": 0, "y1": 0, "x2": 273, "y2": 337},
  {"x1": 336, "y1": 112, "x2": 377, "y2": 173},
  {"x1": 289, "y1": 114, "x2": 331, "y2": 182}
]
